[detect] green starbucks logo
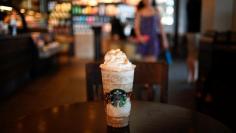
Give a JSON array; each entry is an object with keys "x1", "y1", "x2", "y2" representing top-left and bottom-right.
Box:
[{"x1": 106, "y1": 89, "x2": 127, "y2": 107}]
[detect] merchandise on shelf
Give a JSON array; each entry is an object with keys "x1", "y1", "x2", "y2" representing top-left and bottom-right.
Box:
[
  {"x1": 0, "y1": 6, "x2": 26, "y2": 35},
  {"x1": 72, "y1": 5, "x2": 99, "y2": 15},
  {"x1": 157, "y1": 0, "x2": 174, "y2": 26},
  {"x1": 31, "y1": 32, "x2": 61, "y2": 59},
  {"x1": 72, "y1": 0, "x2": 122, "y2": 5},
  {"x1": 73, "y1": 15, "x2": 110, "y2": 27},
  {"x1": 125, "y1": 0, "x2": 140, "y2": 5},
  {"x1": 48, "y1": 2, "x2": 72, "y2": 35},
  {"x1": 21, "y1": 9, "x2": 47, "y2": 29},
  {"x1": 71, "y1": 0, "x2": 136, "y2": 30}
]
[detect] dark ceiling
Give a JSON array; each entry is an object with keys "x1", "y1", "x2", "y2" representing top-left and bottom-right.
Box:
[{"x1": 0, "y1": 0, "x2": 23, "y2": 8}]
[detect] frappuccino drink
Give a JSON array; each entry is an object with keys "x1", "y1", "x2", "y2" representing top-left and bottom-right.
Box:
[{"x1": 100, "y1": 49, "x2": 135, "y2": 128}]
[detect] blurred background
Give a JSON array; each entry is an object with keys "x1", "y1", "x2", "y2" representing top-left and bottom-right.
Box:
[{"x1": 0, "y1": 0, "x2": 236, "y2": 131}]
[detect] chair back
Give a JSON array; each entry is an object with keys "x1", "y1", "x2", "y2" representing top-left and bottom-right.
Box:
[
  {"x1": 85, "y1": 62, "x2": 168, "y2": 103},
  {"x1": 133, "y1": 62, "x2": 168, "y2": 103},
  {"x1": 86, "y1": 63, "x2": 103, "y2": 101}
]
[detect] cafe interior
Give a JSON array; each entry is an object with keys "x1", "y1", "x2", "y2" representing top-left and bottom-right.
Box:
[{"x1": 0, "y1": 0, "x2": 236, "y2": 132}]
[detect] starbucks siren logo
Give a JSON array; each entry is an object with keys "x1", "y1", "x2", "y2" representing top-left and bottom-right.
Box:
[{"x1": 107, "y1": 89, "x2": 127, "y2": 107}]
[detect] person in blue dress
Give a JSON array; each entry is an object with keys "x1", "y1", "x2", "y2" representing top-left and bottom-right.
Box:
[{"x1": 134, "y1": 0, "x2": 169, "y2": 62}]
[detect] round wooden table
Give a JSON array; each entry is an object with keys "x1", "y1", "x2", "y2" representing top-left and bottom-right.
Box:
[{"x1": 3, "y1": 101, "x2": 232, "y2": 133}]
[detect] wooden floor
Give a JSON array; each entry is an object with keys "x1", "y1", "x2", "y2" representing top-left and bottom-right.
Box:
[{"x1": 0, "y1": 58, "x2": 196, "y2": 129}]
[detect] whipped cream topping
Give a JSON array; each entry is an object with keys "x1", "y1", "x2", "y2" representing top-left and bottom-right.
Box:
[
  {"x1": 106, "y1": 98, "x2": 131, "y2": 117},
  {"x1": 100, "y1": 49, "x2": 135, "y2": 71}
]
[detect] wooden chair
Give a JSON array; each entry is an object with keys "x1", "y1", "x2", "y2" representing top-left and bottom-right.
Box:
[
  {"x1": 85, "y1": 62, "x2": 103, "y2": 101},
  {"x1": 85, "y1": 62, "x2": 168, "y2": 103}
]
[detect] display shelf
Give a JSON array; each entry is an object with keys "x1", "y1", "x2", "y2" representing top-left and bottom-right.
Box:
[
  {"x1": 48, "y1": 2, "x2": 72, "y2": 35},
  {"x1": 72, "y1": 15, "x2": 110, "y2": 26},
  {"x1": 71, "y1": 0, "x2": 136, "y2": 33}
]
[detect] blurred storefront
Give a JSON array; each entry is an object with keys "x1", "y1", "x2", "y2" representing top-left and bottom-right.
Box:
[
  {"x1": 47, "y1": 0, "x2": 175, "y2": 60},
  {"x1": 0, "y1": 1, "x2": 61, "y2": 98},
  {"x1": 0, "y1": 0, "x2": 176, "y2": 98}
]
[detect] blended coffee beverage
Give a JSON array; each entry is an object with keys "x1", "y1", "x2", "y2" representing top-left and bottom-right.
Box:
[{"x1": 100, "y1": 49, "x2": 135, "y2": 128}]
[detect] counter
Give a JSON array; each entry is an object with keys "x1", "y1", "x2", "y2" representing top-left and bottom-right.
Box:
[
  {"x1": 0, "y1": 34, "x2": 34, "y2": 98},
  {"x1": 0, "y1": 33, "x2": 61, "y2": 99}
]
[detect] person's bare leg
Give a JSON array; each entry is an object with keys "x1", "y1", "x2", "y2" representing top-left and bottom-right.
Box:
[
  {"x1": 187, "y1": 57, "x2": 195, "y2": 83},
  {"x1": 194, "y1": 60, "x2": 198, "y2": 82},
  {"x1": 143, "y1": 56, "x2": 157, "y2": 62}
]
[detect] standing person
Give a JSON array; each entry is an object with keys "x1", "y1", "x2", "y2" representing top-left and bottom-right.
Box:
[
  {"x1": 134, "y1": 0, "x2": 169, "y2": 62},
  {"x1": 110, "y1": 17, "x2": 126, "y2": 51},
  {"x1": 186, "y1": 0, "x2": 201, "y2": 83},
  {"x1": 134, "y1": 0, "x2": 169, "y2": 101},
  {"x1": 111, "y1": 17, "x2": 125, "y2": 41}
]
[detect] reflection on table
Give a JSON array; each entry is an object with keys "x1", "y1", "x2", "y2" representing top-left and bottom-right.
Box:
[{"x1": 3, "y1": 101, "x2": 232, "y2": 133}]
